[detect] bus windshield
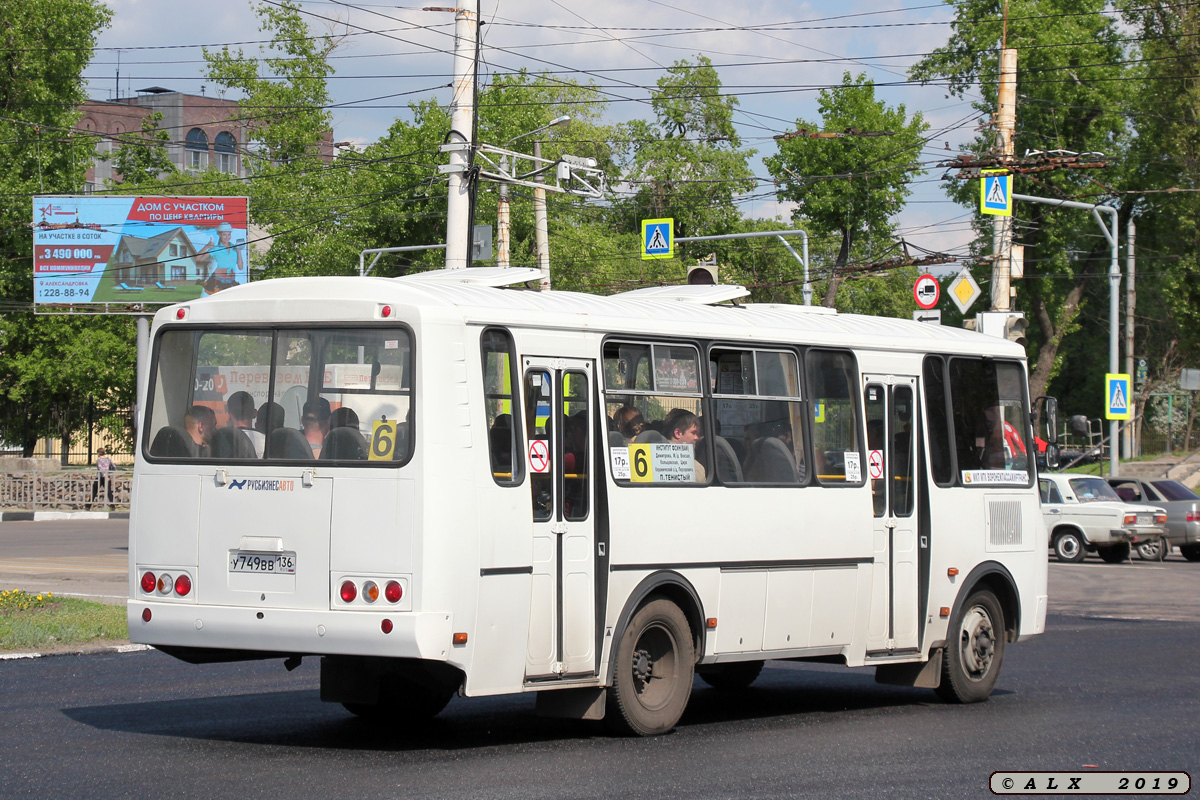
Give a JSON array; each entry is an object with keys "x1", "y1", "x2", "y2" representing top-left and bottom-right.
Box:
[{"x1": 144, "y1": 326, "x2": 413, "y2": 464}]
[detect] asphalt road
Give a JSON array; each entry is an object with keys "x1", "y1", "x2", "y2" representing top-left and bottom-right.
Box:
[
  {"x1": 2, "y1": 614, "x2": 1197, "y2": 799},
  {"x1": 1, "y1": 519, "x2": 1199, "y2": 798}
]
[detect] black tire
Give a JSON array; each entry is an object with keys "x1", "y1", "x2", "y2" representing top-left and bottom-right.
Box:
[
  {"x1": 1097, "y1": 542, "x2": 1131, "y2": 564},
  {"x1": 1052, "y1": 530, "x2": 1086, "y2": 563},
  {"x1": 935, "y1": 588, "x2": 1005, "y2": 704},
  {"x1": 697, "y1": 660, "x2": 764, "y2": 691},
  {"x1": 1136, "y1": 539, "x2": 1168, "y2": 561},
  {"x1": 342, "y1": 680, "x2": 453, "y2": 720},
  {"x1": 606, "y1": 598, "x2": 695, "y2": 736},
  {"x1": 1180, "y1": 544, "x2": 1200, "y2": 562}
]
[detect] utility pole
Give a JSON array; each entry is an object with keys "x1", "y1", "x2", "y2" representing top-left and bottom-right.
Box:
[
  {"x1": 442, "y1": 4, "x2": 478, "y2": 270},
  {"x1": 991, "y1": 47, "x2": 1017, "y2": 312},
  {"x1": 497, "y1": 165, "x2": 511, "y2": 267},
  {"x1": 1124, "y1": 218, "x2": 1136, "y2": 459},
  {"x1": 533, "y1": 139, "x2": 550, "y2": 291}
]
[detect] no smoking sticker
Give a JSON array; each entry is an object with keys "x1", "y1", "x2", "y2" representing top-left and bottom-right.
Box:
[
  {"x1": 868, "y1": 449, "x2": 884, "y2": 480},
  {"x1": 528, "y1": 439, "x2": 550, "y2": 473}
]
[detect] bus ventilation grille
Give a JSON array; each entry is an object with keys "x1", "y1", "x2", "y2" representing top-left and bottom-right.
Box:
[{"x1": 988, "y1": 500, "x2": 1023, "y2": 547}]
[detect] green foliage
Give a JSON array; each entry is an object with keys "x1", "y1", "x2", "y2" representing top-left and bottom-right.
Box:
[
  {"x1": 106, "y1": 112, "x2": 175, "y2": 186},
  {"x1": 0, "y1": 0, "x2": 112, "y2": 302},
  {"x1": 765, "y1": 72, "x2": 929, "y2": 308}
]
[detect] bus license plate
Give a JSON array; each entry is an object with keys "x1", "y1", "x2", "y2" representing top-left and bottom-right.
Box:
[{"x1": 229, "y1": 551, "x2": 297, "y2": 574}]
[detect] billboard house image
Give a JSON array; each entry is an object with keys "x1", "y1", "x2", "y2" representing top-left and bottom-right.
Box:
[{"x1": 33, "y1": 196, "x2": 249, "y2": 305}]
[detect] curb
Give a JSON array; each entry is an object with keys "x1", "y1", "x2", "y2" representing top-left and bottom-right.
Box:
[
  {"x1": 0, "y1": 511, "x2": 130, "y2": 522},
  {"x1": 0, "y1": 643, "x2": 151, "y2": 661}
]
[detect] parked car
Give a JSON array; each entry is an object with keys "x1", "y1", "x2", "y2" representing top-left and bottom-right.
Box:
[
  {"x1": 1106, "y1": 477, "x2": 1200, "y2": 562},
  {"x1": 1039, "y1": 474, "x2": 1168, "y2": 563}
]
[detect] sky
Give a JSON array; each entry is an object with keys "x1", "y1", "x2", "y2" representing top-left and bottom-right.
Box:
[{"x1": 81, "y1": 0, "x2": 995, "y2": 263}]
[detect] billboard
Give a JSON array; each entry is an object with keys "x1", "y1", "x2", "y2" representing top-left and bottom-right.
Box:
[{"x1": 33, "y1": 196, "x2": 249, "y2": 305}]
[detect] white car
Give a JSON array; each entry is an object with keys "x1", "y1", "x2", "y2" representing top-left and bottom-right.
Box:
[{"x1": 1039, "y1": 473, "x2": 1168, "y2": 563}]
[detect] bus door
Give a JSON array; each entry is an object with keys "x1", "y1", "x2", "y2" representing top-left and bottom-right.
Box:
[
  {"x1": 864, "y1": 376, "x2": 920, "y2": 654},
  {"x1": 522, "y1": 358, "x2": 596, "y2": 680}
]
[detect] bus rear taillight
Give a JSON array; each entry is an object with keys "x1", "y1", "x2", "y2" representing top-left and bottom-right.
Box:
[
  {"x1": 385, "y1": 581, "x2": 403, "y2": 603},
  {"x1": 157, "y1": 574, "x2": 173, "y2": 595},
  {"x1": 140, "y1": 572, "x2": 157, "y2": 594},
  {"x1": 363, "y1": 581, "x2": 379, "y2": 603},
  {"x1": 340, "y1": 580, "x2": 358, "y2": 603},
  {"x1": 174, "y1": 574, "x2": 192, "y2": 597}
]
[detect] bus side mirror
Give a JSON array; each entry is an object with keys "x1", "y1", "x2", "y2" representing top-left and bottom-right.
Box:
[
  {"x1": 1044, "y1": 443, "x2": 1060, "y2": 470},
  {"x1": 1034, "y1": 396, "x2": 1058, "y2": 445}
]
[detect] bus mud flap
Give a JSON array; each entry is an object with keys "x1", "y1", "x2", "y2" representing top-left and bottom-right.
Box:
[
  {"x1": 874, "y1": 649, "x2": 942, "y2": 689},
  {"x1": 535, "y1": 687, "x2": 607, "y2": 720}
]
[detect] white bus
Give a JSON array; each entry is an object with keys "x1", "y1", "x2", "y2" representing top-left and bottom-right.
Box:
[{"x1": 129, "y1": 267, "x2": 1055, "y2": 736}]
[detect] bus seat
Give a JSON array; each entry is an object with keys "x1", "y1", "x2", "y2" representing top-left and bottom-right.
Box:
[
  {"x1": 321, "y1": 427, "x2": 367, "y2": 460},
  {"x1": 149, "y1": 426, "x2": 196, "y2": 458},
  {"x1": 269, "y1": 428, "x2": 314, "y2": 460},
  {"x1": 210, "y1": 427, "x2": 257, "y2": 459},
  {"x1": 712, "y1": 435, "x2": 743, "y2": 483},
  {"x1": 747, "y1": 436, "x2": 799, "y2": 483},
  {"x1": 633, "y1": 430, "x2": 668, "y2": 443},
  {"x1": 608, "y1": 429, "x2": 626, "y2": 449}
]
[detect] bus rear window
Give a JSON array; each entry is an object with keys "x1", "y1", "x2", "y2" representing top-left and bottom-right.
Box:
[{"x1": 144, "y1": 327, "x2": 413, "y2": 464}]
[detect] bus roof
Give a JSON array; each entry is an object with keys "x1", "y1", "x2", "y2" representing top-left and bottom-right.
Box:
[{"x1": 157, "y1": 270, "x2": 1025, "y2": 358}]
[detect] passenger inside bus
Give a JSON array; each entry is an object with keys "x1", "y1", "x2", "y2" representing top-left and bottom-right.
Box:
[
  {"x1": 185, "y1": 405, "x2": 216, "y2": 457},
  {"x1": 615, "y1": 405, "x2": 646, "y2": 442},
  {"x1": 302, "y1": 398, "x2": 331, "y2": 458},
  {"x1": 226, "y1": 391, "x2": 266, "y2": 457},
  {"x1": 255, "y1": 401, "x2": 285, "y2": 437},
  {"x1": 663, "y1": 408, "x2": 705, "y2": 482}
]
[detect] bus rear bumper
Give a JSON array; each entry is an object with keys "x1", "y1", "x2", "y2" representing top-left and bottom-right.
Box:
[{"x1": 127, "y1": 601, "x2": 454, "y2": 661}]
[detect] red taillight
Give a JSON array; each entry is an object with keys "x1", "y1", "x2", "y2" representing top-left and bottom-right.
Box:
[
  {"x1": 174, "y1": 574, "x2": 192, "y2": 596},
  {"x1": 381, "y1": 305, "x2": 392, "y2": 318},
  {"x1": 175, "y1": 308, "x2": 185, "y2": 320},
  {"x1": 381, "y1": 619, "x2": 393, "y2": 634},
  {"x1": 1188, "y1": 511, "x2": 1200, "y2": 523},
  {"x1": 142, "y1": 608, "x2": 152, "y2": 622},
  {"x1": 1156, "y1": 513, "x2": 1168, "y2": 524},
  {"x1": 384, "y1": 580, "x2": 403, "y2": 603},
  {"x1": 339, "y1": 580, "x2": 358, "y2": 603},
  {"x1": 1124, "y1": 514, "x2": 1138, "y2": 526},
  {"x1": 140, "y1": 572, "x2": 156, "y2": 594}
]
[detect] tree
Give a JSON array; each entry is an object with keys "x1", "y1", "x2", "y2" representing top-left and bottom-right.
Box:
[
  {"x1": 0, "y1": 0, "x2": 128, "y2": 460},
  {"x1": 612, "y1": 56, "x2": 756, "y2": 275},
  {"x1": 910, "y1": 0, "x2": 1132, "y2": 404},
  {"x1": 106, "y1": 111, "x2": 175, "y2": 186},
  {"x1": 765, "y1": 72, "x2": 929, "y2": 309}
]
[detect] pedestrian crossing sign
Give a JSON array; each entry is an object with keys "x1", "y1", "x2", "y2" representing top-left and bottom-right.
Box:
[
  {"x1": 980, "y1": 170, "x2": 1012, "y2": 217},
  {"x1": 641, "y1": 218, "x2": 674, "y2": 260},
  {"x1": 1105, "y1": 373, "x2": 1132, "y2": 420}
]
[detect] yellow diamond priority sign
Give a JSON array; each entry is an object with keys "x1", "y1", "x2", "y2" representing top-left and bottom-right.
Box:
[{"x1": 948, "y1": 267, "x2": 982, "y2": 314}]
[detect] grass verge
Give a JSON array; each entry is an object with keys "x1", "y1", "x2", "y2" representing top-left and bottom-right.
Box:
[{"x1": 0, "y1": 590, "x2": 128, "y2": 653}]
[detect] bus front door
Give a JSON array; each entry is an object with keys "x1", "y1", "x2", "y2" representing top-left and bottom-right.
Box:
[
  {"x1": 864, "y1": 376, "x2": 920, "y2": 654},
  {"x1": 522, "y1": 358, "x2": 597, "y2": 681}
]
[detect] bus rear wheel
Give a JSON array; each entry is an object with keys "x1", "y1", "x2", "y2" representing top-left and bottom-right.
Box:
[
  {"x1": 936, "y1": 588, "x2": 1005, "y2": 704},
  {"x1": 697, "y1": 660, "x2": 764, "y2": 691},
  {"x1": 606, "y1": 598, "x2": 694, "y2": 736}
]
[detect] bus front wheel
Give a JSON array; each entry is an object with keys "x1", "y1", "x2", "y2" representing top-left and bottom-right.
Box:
[
  {"x1": 606, "y1": 598, "x2": 695, "y2": 736},
  {"x1": 936, "y1": 588, "x2": 1005, "y2": 704}
]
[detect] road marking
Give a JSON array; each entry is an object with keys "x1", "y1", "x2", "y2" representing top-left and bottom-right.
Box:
[{"x1": 0, "y1": 555, "x2": 126, "y2": 574}]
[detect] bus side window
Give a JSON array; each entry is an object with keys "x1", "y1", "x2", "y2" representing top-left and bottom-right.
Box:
[
  {"x1": 923, "y1": 356, "x2": 954, "y2": 486},
  {"x1": 481, "y1": 329, "x2": 523, "y2": 485},
  {"x1": 806, "y1": 349, "x2": 864, "y2": 485}
]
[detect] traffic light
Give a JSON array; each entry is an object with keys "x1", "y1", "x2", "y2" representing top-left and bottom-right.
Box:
[
  {"x1": 1003, "y1": 312, "x2": 1027, "y2": 346},
  {"x1": 687, "y1": 261, "x2": 718, "y2": 285}
]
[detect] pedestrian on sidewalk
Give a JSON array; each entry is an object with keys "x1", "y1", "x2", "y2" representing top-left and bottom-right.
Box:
[{"x1": 90, "y1": 447, "x2": 115, "y2": 510}]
